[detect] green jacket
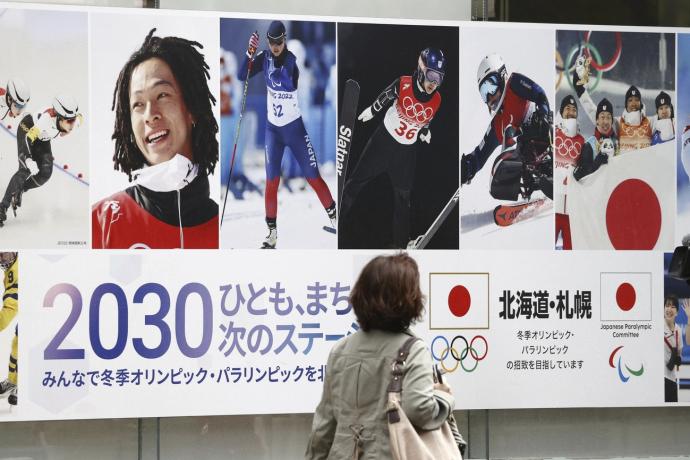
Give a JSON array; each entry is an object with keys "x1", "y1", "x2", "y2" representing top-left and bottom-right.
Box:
[{"x1": 305, "y1": 329, "x2": 455, "y2": 459}]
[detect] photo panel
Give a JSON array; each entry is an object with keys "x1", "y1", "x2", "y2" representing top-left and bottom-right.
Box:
[
  {"x1": 337, "y1": 22, "x2": 459, "y2": 250},
  {"x1": 556, "y1": 30, "x2": 676, "y2": 250},
  {"x1": 89, "y1": 12, "x2": 221, "y2": 249},
  {"x1": 459, "y1": 26, "x2": 555, "y2": 250},
  {"x1": 663, "y1": 251, "x2": 690, "y2": 403},
  {"x1": 219, "y1": 18, "x2": 337, "y2": 249},
  {"x1": 0, "y1": 9, "x2": 88, "y2": 248},
  {"x1": 0, "y1": 251, "x2": 18, "y2": 418}
]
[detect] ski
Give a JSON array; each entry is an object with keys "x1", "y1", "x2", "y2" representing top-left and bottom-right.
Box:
[
  {"x1": 407, "y1": 188, "x2": 460, "y2": 250},
  {"x1": 337, "y1": 79, "x2": 360, "y2": 209},
  {"x1": 493, "y1": 198, "x2": 550, "y2": 227}
]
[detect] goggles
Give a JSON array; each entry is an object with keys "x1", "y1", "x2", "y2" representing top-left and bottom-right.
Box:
[
  {"x1": 479, "y1": 74, "x2": 501, "y2": 104},
  {"x1": 268, "y1": 36, "x2": 285, "y2": 46},
  {"x1": 423, "y1": 68, "x2": 444, "y2": 87}
]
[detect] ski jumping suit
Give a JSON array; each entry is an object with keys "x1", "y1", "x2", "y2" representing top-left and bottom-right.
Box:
[
  {"x1": 340, "y1": 76, "x2": 441, "y2": 248},
  {"x1": 573, "y1": 130, "x2": 618, "y2": 181},
  {"x1": 0, "y1": 258, "x2": 17, "y2": 392},
  {"x1": 461, "y1": 73, "x2": 549, "y2": 192},
  {"x1": 92, "y1": 174, "x2": 218, "y2": 249},
  {"x1": 554, "y1": 126, "x2": 584, "y2": 249},
  {"x1": 238, "y1": 47, "x2": 333, "y2": 222},
  {"x1": 0, "y1": 108, "x2": 63, "y2": 212}
]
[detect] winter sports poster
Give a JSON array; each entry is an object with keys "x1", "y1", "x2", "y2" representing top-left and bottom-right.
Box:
[
  {"x1": 0, "y1": 8, "x2": 88, "y2": 248},
  {"x1": 337, "y1": 23, "x2": 459, "y2": 250},
  {"x1": 557, "y1": 30, "x2": 676, "y2": 251},
  {"x1": 219, "y1": 18, "x2": 337, "y2": 250},
  {"x1": 460, "y1": 26, "x2": 555, "y2": 250},
  {"x1": 89, "y1": 12, "x2": 221, "y2": 249}
]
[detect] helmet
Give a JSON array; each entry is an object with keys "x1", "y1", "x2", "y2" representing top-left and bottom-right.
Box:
[
  {"x1": 267, "y1": 20, "x2": 286, "y2": 44},
  {"x1": 52, "y1": 94, "x2": 79, "y2": 120},
  {"x1": 476, "y1": 54, "x2": 507, "y2": 111},
  {"x1": 0, "y1": 252, "x2": 17, "y2": 270},
  {"x1": 6, "y1": 78, "x2": 30, "y2": 109},
  {"x1": 417, "y1": 47, "x2": 446, "y2": 88}
]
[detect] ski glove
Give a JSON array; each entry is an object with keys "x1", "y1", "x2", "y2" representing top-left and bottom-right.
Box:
[
  {"x1": 247, "y1": 32, "x2": 259, "y2": 57},
  {"x1": 594, "y1": 152, "x2": 608, "y2": 167},
  {"x1": 358, "y1": 106, "x2": 374, "y2": 123},
  {"x1": 24, "y1": 158, "x2": 39, "y2": 176},
  {"x1": 461, "y1": 153, "x2": 476, "y2": 185},
  {"x1": 667, "y1": 348, "x2": 682, "y2": 371},
  {"x1": 419, "y1": 127, "x2": 431, "y2": 144}
]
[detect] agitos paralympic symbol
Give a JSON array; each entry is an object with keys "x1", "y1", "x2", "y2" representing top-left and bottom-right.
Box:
[
  {"x1": 431, "y1": 335, "x2": 488, "y2": 373},
  {"x1": 609, "y1": 346, "x2": 644, "y2": 383}
]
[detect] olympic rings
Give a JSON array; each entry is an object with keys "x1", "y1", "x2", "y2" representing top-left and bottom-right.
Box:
[
  {"x1": 431, "y1": 335, "x2": 488, "y2": 373},
  {"x1": 583, "y1": 31, "x2": 622, "y2": 72}
]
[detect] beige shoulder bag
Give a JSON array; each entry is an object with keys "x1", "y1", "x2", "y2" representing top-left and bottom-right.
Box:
[{"x1": 386, "y1": 337, "x2": 463, "y2": 460}]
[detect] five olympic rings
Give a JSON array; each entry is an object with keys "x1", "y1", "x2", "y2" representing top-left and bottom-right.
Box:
[{"x1": 431, "y1": 335, "x2": 488, "y2": 373}]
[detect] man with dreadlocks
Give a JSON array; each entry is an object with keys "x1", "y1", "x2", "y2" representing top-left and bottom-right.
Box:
[
  {"x1": 239, "y1": 20, "x2": 336, "y2": 249},
  {"x1": 92, "y1": 29, "x2": 219, "y2": 249}
]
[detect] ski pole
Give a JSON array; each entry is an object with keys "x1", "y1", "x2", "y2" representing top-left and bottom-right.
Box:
[{"x1": 221, "y1": 35, "x2": 257, "y2": 227}]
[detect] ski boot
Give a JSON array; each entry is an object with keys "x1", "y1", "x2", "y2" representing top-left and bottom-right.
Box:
[
  {"x1": 326, "y1": 203, "x2": 337, "y2": 230},
  {"x1": 0, "y1": 379, "x2": 16, "y2": 399},
  {"x1": 261, "y1": 223, "x2": 278, "y2": 249},
  {"x1": 8, "y1": 387, "x2": 17, "y2": 406}
]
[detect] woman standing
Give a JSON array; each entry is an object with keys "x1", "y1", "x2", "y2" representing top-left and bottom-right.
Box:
[{"x1": 306, "y1": 253, "x2": 455, "y2": 459}]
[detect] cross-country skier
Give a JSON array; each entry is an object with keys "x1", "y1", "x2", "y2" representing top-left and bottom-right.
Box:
[
  {"x1": 0, "y1": 78, "x2": 30, "y2": 135},
  {"x1": 339, "y1": 47, "x2": 446, "y2": 248},
  {"x1": 554, "y1": 94, "x2": 584, "y2": 250},
  {"x1": 0, "y1": 95, "x2": 81, "y2": 226},
  {"x1": 239, "y1": 21, "x2": 336, "y2": 249},
  {"x1": 460, "y1": 54, "x2": 552, "y2": 203},
  {"x1": 0, "y1": 252, "x2": 18, "y2": 406}
]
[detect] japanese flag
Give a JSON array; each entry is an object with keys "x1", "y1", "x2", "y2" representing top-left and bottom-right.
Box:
[
  {"x1": 428, "y1": 273, "x2": 489, "y2": 329},
  {"x1": 568, "y1": 142, "x2": 675, "y2": 250},
  {"x1": 600, "y1": 272, "x2": 652, "y2": 321}
]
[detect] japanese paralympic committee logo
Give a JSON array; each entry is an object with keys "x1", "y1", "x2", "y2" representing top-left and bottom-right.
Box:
[
  {"x1": 431, "y1": 335, "x2": 488, "y2": 373},
  {"x1": 609, "y1": 346, "x2": 644, "y2": 383}
]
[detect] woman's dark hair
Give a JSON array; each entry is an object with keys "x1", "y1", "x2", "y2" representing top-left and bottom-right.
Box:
[
  {"x1": 350, "y1": 253, "x2": 425, "y2": 333},
  {"x1": 111, "y1": 28, "x2": 218, "y2": 180},
  {"x1": 665, "y1": 295, "x2": 679, "y2": 310}
]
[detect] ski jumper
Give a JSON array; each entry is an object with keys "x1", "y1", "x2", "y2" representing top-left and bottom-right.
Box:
[
  {"x1": 238, "y1": 48, "x2": 333, "y2": 221},
  {"x1": 462, "y1": 73, "x2": 549, "y2": 185},
  {"x1": 340, "y1": 76, "x2": 441, "y2": 248},
  {"x1": 92, "y1": 174, "x2": 218, "y2": 249},
  {"x1": 554, "y1": 126, "x2": 584, "y2": 249},
  {"x1": 1, "y1": 108, "x2": 63, "y2": 210}
]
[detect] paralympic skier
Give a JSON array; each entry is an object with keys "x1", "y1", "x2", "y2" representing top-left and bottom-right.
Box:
[{"x1": 239, "y1": 21, "x2": 336, "y2": 249}]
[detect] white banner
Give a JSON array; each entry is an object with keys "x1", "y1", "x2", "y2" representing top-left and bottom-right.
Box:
[{"x1": 3, "y1": 249, "x2": 674, "y2": 422}]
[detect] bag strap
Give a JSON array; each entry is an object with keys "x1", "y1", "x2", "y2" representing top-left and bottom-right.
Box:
[{"x1": 387, "y1": 336, "x2": 420, "y2": 393}]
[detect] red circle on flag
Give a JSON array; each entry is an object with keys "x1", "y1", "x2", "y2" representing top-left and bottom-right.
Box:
[
  {"x1": 615, "y1": 282, "x2": 636, "y2": 311},
  {"x1": 605, "y1": 179, "x2": 661, "y2": 250},
  {"x1": 448, "y1": 285, "x2": 471, "y2": 317}
]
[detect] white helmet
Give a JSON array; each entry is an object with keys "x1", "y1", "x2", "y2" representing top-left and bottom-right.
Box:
[
  {"x1": 52, "y1": 94, "x2": 79, "y2": 119},
  {"x1": 6, "y1": 78, "x2": 30, "y2": 107},
  {"x1": 476, "y1": 54, "x2": 507, "y2": 112}
]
